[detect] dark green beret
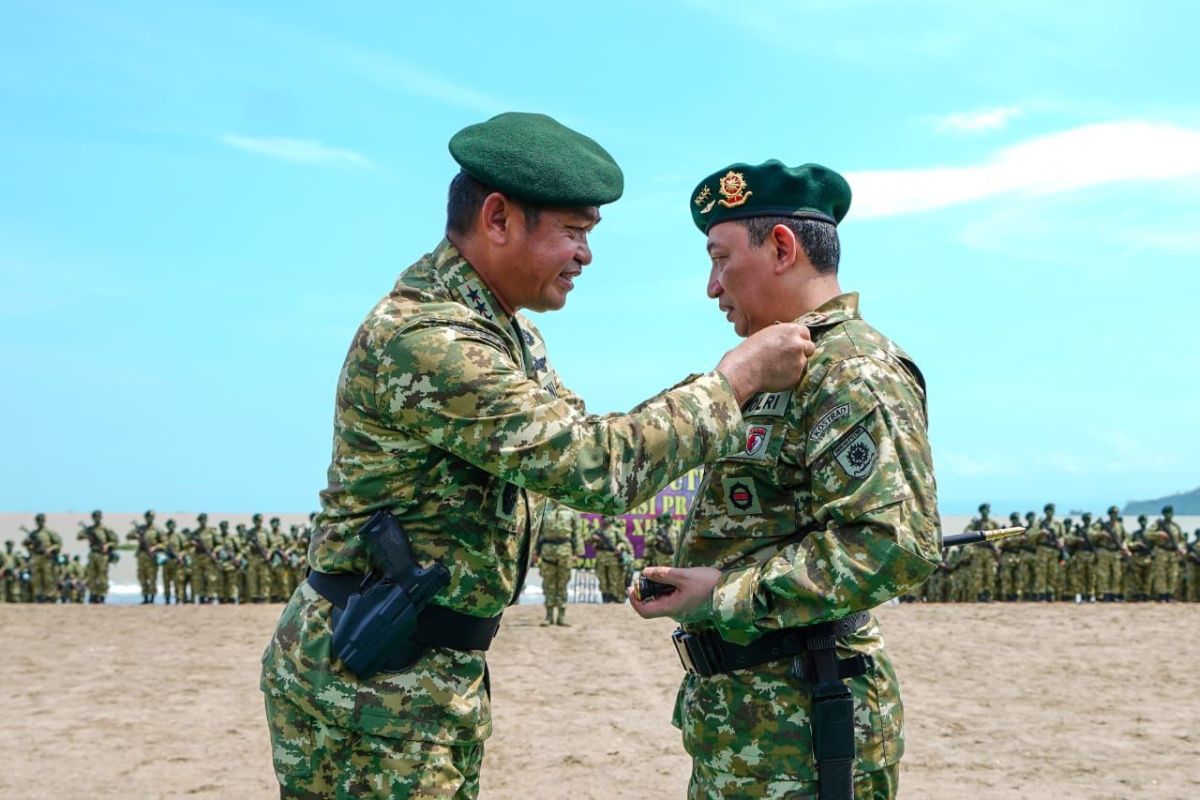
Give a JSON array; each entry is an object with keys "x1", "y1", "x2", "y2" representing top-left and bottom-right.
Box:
[
  {"x1": 449, "y1": 112, "x2": 623, "y2": 206},
  {"x1": 690, "y1": 159, "x2": 851, "y2": 233}
]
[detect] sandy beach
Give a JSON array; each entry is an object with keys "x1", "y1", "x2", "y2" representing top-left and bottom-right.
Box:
[{"x1": 2, "y1": 600, "x2": 1198, "y2": 799}]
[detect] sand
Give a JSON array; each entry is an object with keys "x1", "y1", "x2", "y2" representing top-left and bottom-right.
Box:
[{"x1": 2, "y1": 601, "x2": 1198, "y2": 799}]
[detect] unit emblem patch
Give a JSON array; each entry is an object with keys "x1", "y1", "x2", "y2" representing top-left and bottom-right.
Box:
[{"x1": 833, "y1": 426, "x2": 878, "y2": 479}]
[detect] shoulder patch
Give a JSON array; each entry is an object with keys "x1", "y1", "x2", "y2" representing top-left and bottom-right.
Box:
[
  {"x1": 832, "y1": 426, "x2": 877, "y2": 479},
  {"x1": 809, "y1": 403, "x2": 850, "y2": 442}
]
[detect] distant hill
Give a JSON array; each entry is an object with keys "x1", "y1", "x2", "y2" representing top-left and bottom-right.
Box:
[{"x1": 1123, "y1": 486, "x2": 1200, "y2": 515}]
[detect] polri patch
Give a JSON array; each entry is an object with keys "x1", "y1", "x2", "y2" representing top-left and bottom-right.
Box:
[
  {"x1": 721, "y1": 476, "x2": 762, "y2": 515},
  {"x1": 743, "y1": 390, "x2": 791, "y2": 418},
  {"x1": 833, "y1": 426, "x2": 878, "y2": 479},
  {"x1": 810, "y1": 403, "x2": 851, "y2": 442}
]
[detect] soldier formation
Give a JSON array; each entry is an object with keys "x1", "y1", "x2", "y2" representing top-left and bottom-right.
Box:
[
  {"x1": 916, "y1": 503, "x2": 1200, "y2": 603},
  {"x1": 1, "y1": 510, "x2": 315, "y2": 605}
]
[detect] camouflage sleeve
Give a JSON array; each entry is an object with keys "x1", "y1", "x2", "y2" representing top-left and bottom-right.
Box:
[
  {"x1": 708, "y1": 358, "x2": 941, "y2": 644},
  {"x1": 376, "y1": 321, "x2": 744, "y2": 515}
]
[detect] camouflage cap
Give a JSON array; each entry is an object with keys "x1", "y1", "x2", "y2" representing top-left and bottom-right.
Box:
[
  {"x1": 1138, "y1": 514, "x2": 1148, "y2": 522},
  {"x1": 145, "y1": 509, "x2": 155, "y2": 518},
  {"x1": 978, "y1": 502, "x2": 991, "y2": 513},
  {"x1": 35, "y1": 513, "x2": 45, "y2": 522},
  {"x1": 1044, "y1": 502, "x2": 1055, "y2": 512},
  {"x1": 690, "y1": 159, "x2": 851, "y2": 233},
  {"x1": 449, "y1": 112, "x2": 624, "y2": 207},
  {"x1": 1163, "y1": 505, "x2": 1174, "y2": 514},
  {"x1": 198, "y1": 512, "x2": 208, "y2": 521},
  {"x1": 1107, "y1": 505, "x2": 1120, "y2": 514},
  {"x1": 91, "y1": 509, "x2": 102, "y2": 518},
  {"x1": 252, "y1": 513, "x2": 263, "y2": 522}
]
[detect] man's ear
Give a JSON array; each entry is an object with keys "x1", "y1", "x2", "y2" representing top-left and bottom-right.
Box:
[
  {"x1": 480, "y1": 192, "x2": 515, "y2": 245},
  {"x1": 771, "y1": 223, "x2": 800, "y2": 274}
]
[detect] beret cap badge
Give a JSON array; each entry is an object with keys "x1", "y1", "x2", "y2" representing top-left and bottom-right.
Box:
[
  {"x1": 693, "y1": 185, "x2": 715, "y2": 214},
  {"x1": 717, "y1": 170, "x2": 752, "y2": 208}
]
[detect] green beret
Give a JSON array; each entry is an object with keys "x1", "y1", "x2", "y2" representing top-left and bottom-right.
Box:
[
  {"x1": 449, "y1": 112, "x2": 623, "y2": 206},
  {"x1": 690, "y1": 159, "x2": 851, "y2": 233}
]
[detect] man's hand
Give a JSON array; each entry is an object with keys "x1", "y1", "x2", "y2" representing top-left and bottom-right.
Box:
[
  {"x1": 628, "y1": 565, "x2": 721, "y2": 622},
  {"x1": 716, "y1": 322, "x2": 815, "y2": 406}
]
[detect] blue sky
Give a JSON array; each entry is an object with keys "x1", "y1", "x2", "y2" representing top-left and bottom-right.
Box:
[{"x1": 2, "y1": 0, "x2": 1197, "y2": 514}]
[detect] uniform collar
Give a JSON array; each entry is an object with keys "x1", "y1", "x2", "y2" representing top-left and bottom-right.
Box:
[
  {"x1": 793, "y1": 291, "x2": 860, "y2": 329},
  {"x1": 399, "y1": 238, "x2": 514, "y2": 331}
]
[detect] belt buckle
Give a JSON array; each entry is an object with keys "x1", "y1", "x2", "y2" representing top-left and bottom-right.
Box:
[{"x1": 672, "y1": 628, "x2": 697, "y2": 673}]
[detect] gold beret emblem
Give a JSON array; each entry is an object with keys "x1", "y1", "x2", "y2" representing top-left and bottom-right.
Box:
[
  {"x1": 694, "y1": 185, "x2": 715, "y2": 214},
  {"x1": 717, "y1": 170, "x2": 752, "y2": 208}
]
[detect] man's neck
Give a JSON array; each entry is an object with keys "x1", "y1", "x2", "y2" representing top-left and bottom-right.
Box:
[{"x1": 790, "y1": 274, "x2": 842, "y2": 318}]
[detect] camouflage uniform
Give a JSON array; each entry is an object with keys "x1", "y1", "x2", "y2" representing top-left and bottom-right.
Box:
[
  {"x1": 535, "y1": 500, "x2": 584, "y2": 625},
  {"x1": 643, "y1": 512, "x2": 679, "y2": 568},
  {"x1": 592, "y1": 516, "x2": 633, "y2": 603},
  {"x1": 1068, "y1": 515, "x2": 1097, "y2": 601},
  {"x1": 1, "y1": 541, "x2": 18, "y2": 603},
  {"x1": 216, "y1": 522, "x2": 242, "y2": 603},
  {"x1": 260, "y1": 238, "x2": 744, "y2": 797},
  {"x1": 189, "y1": 515, "x2": 221, "y2": 603},
  {"x1": 63, "y1": 556, "x2": 86, "y2": 603},
  {"x1": 1147, "y1": 509, "x2": 1183, "y2": 600},
  {"x1": 22, "y1": 516, "x2": 63, "y2": 603},
  {"x1": 1031, "y1": 510, "x2": 1063, "y2": 601},
  {"x1": 1124, "y1": 516, "x2": 1153, "y2": 600},
  {"x1": 245, "y1": 515, "x2": 274, "y2": 603},
  {"x1": 673, "y1": 294, "x2": 940, "y2": 797},
  {"x1": 962, "y1": 509, "x2": 1000, "y2": 602},
  {"x1": 1093, "y1": 509, "x2": 1127, "y2": 600},
  {"x1": 162, "y1": 521, "x2": 187, "y2": 603},
  {"x1": 268, "y1": 518, "x2": 289, "y2": 602},
  {"x1": 996, "y1": 511, "x2": 1024, "y2": 601},
  {"x1": 76, "y1": 512, "x2": 118, "y2": 602},
  {"x1": 125, "y1": 512, "x2": 165, "y2": 604},
  {"x1": 1017, "y1": 512, "x2": 1038, "y2": 600}
]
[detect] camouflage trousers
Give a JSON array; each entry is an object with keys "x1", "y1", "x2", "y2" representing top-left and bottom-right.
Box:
[
  {"x1": 265, "y1": 691, "x2": 482, "y2": 799},
  {"x1": 86, "y1": 553, "x2": 110, "y2": 597},
  {"x1": 1093, "y1": 550, "x2": 1122, "y2": 596},
  {"x1": 688, "y1": 761, "x2": 898, "y2": 799},
  {"x1": 1032, "y1": 548, "x2": 1058, "y2": 595},
  {"x1": 31, "y1": 555, "x2": 59, "y2": 601},
  {"x1": 136, "y1": 553, "x2": 158, "y2": 597},
  {"x1": 538, "y1": 556, "x2": 571, "y2": 608},
  {"x1": 594, "y1": 551, "x2": 625, "y2": 598},
  {"x1": 191, "y1": 556, "x2": 219, "y2": 600},
  {"x1": 1148, "y1": 549, "x2": 1177, "y2": 596},
  {"x1": 247, "y1": 557, "x2": 271, "y2": 601},
  {"x1": 163, "y1": 562, "x2": 185, "y2": 602},
  {"x1": 1069, "y1": 553, "x2": 1095, "y2": 598}
]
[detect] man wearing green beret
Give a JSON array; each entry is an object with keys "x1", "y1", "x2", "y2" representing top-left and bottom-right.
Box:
[
  {"x1": 631, "y1": 160, "x2": 941, "y2": 799},
  {"x1": 259, "y1": 114, "x2": 817, "y2": 798}
]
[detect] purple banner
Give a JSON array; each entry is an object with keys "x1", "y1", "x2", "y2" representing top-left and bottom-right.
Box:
[{"x1": 579, "y1": 467, "x2": 703, "y2": 558}]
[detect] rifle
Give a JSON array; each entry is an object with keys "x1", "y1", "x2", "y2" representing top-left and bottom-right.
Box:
[
  {"x1": 652, "y1": 525, "x2": 676, "y2": 556},
  {"x1": 246, "y1": 530, "x2": 269, "y2": 560},
  {"x1": 591, "y1": 526, "x2": 616, "y2": 552}
]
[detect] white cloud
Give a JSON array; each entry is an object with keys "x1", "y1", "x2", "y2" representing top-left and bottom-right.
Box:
[
  {"x1": 848, "y1": 121, "x2": 1200, "y2": 219},
  {"x1": 933, "y1": 106, "x2": 1024, "y2": 133},
  {"x1": 220, "y1": 135, "x2": 372, "y2": 168}
]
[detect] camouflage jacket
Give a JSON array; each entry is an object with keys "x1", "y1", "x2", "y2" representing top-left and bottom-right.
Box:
[
  {"x1": 672, "y1": 292, "x2": 941, "y2": 780},
  {"x1": 536, "y1": 502, "x2": 584, "y2": 562},
  {"x1": 77, "y1": 524, "x2": 117, "y2": 555},
  {"x1": 261, "y1": 238, "x2": 744, "y2": 745},
  {"x1": 23, "y1": 527, "x2": 61, "y2": 558}
]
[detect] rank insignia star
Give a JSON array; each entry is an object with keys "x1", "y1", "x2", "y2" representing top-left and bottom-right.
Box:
[{"x1": 717, "y1": 170, "x2": 752, "y2": 208}]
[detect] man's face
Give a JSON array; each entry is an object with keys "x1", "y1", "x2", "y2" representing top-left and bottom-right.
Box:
[
  {"x1": 508, "y1": 206, "x2": 598, "y2": 312},
  {"x1": 705, "y1": 222, "x2": 778, "y2": 337}
]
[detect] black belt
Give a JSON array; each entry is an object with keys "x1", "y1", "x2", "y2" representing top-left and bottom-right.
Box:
[
  {"x1": 672, "y1": 610, "x2": 872, "y2": 800},
  {"x1": 671, "y1": 611, "x2": 871, "y2": 677},
  {"x1": 540, "y1": 538, "x2": 569, "y2": 545},
  {"x1": 308, "y1": 571, "x2": 502, "y2": 652}
]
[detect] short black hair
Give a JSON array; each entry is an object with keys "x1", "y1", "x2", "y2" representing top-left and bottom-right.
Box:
[
  {"x1": 446, "y1": 171, "x2": 541, "y2": 237},
  {"x1": 738, "y1": 216, "x2": 840, "y2": 274}
]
